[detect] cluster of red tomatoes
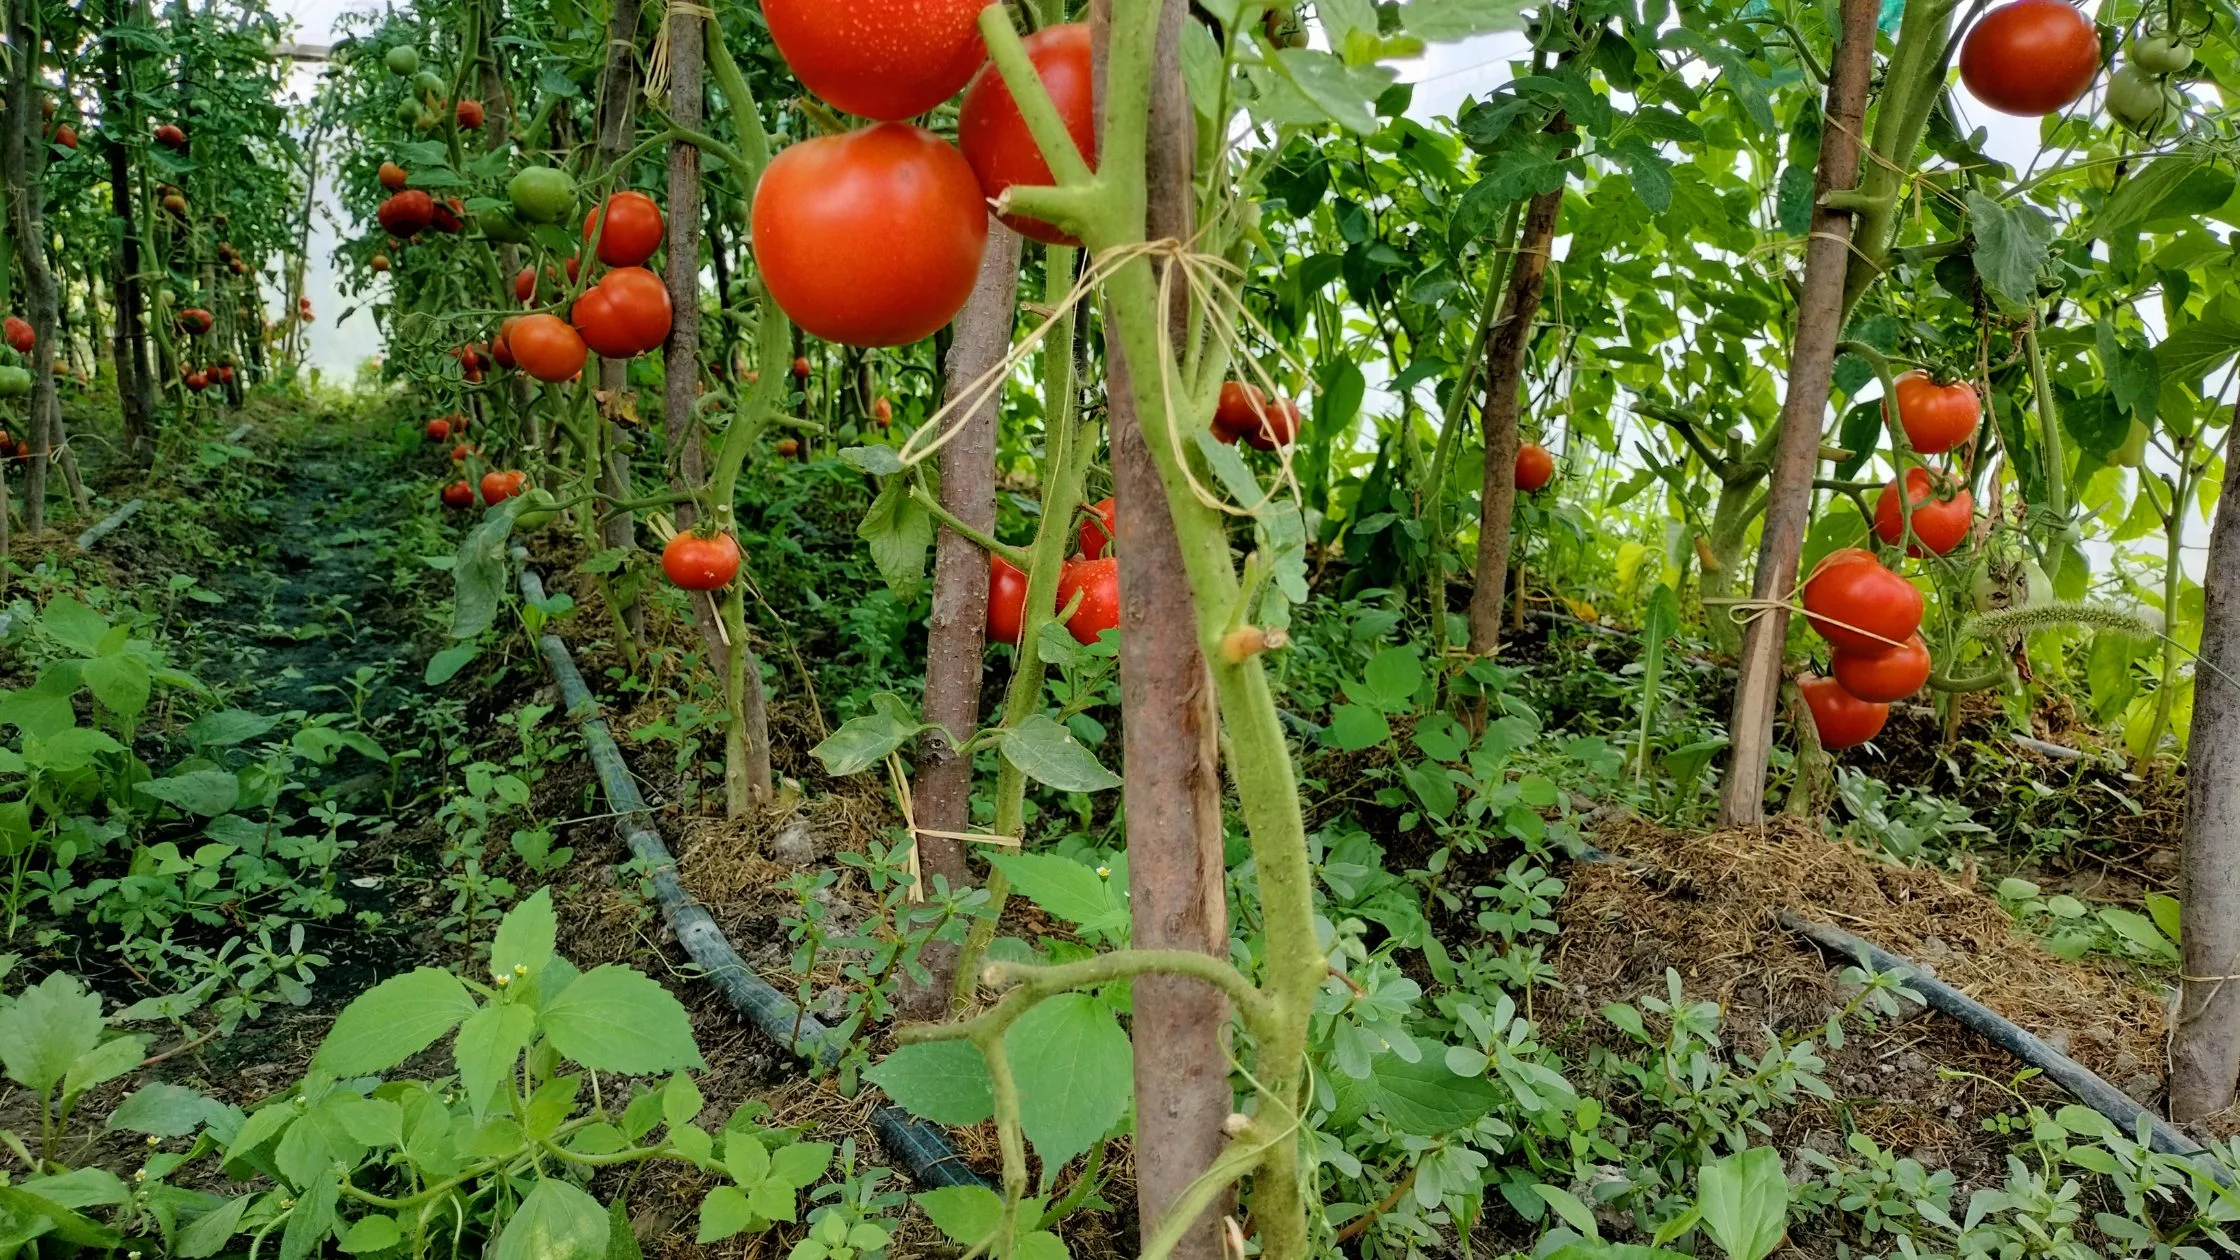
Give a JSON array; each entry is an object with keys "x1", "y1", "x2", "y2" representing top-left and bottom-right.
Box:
[
  {"x1": 181, "y1": 364, "x2": 236, "y2": 393},
  {"x1": 751, "y1": 1, "x2": 1095, "y2": 348},
  {"x1": 985, "y1": 496, "x2": 1124, "y2": 649},
  {"x1": 1872, "y1": 373, "x2": 1979, "y2": 556},
  {"x1": 1798, "y1": 550, "x2": 1931, "y2": 748},
  {"x1": 494, "y1": 191, "x2": 672, "y2": 383},
  {"x1": 0, "y1": 428, "x2": 30, "y2": 461}
]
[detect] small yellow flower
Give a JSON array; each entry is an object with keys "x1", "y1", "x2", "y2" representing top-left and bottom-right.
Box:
[
  {"x1": 514, "y1": 963, "x2": 528, "y2": 975},
  {"x1": 1096, "y1": 866, "x2": 1111, "y2": 878},
  {"x1": 495, "y1": 974, "x2": 512, "y2": 987},
  {"x1": 145, "y1": 1135, "x2": 160, "y2": 1147},
  {"x1": 133, "y1": 1169, "x2": 147, "y2": 1182}
]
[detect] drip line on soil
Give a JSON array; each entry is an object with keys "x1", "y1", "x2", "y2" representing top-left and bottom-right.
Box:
[
  {"x1": 74, "y1": 498, "x2": 143, "y2": 550},
  {"x1": 1575, "y1": 837, "x2": 2228, "y2": 1179},
  {"x1": 511, "y1": 548, "x2": 987, "y2": 1191}
]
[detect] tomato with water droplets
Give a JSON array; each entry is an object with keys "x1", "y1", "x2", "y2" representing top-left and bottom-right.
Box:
[
  {"x1": 762, "y1": 0, "x2": 988, "y2": 122},
  {"x1": 1058, "y1": 557, "x2": 1122, "y2": 645},
  {"x1": 987, "y1": 556, "x2": 1029, "y2": 647},
  {"x1": 752, "y1": 123, "x2": 989, "y2": 348},
  {"x1": 959, "y1": 24, "x2": 1098, "y2": 245}
]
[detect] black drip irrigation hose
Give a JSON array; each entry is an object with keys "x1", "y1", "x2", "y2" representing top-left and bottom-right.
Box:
[
  {"x1": 511, "y1": 549, "x2": 986, "y2": 1190},
  {"x1": 1574, "y1": 839, "x2": 2228, "y2": 1179}
]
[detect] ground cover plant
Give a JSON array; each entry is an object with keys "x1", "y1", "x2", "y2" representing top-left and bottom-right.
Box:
[{"x1": 3, "y1": 0, "x2": 2240, "y2": 1256}]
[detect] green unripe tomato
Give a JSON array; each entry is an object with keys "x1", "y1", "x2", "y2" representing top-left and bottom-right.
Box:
[
  {"x1": 384, "y1": 45, "x2": 420, "y2": 76},
  {"x1": 2128, "y1": 32, "x2": 2194, "y2": 74},
  {"x1": 480, "y1": 210, "x2": 532, "y2": 246},
  {"x1": 394, "y1": 98, "x2": 422, "y2": 126},
  {"x1": 514, "y1": 489, "x2": 562, "y2": 532},
  {"x1": 2112, "y1": 418, "x2": 2151, "y2": 467},
  {"x1": 2085, "y1": 142, "x2": 2120, "y2": 191},
  {"x1": 414, "y1": 69, "x2": 447, "y2": 98},
  {"x1": 0, "y1": 366, "x2": 29, "y2": 398},
  {"x1": 2106, "y1": 62, "x2": 2177, "y2": 135},
  {"x1": 507, "y1": 167, "x2": 577, "y2": 224},
  {"x1": 2026, "y1": 561, "x2": 2054, "y2": 607}
]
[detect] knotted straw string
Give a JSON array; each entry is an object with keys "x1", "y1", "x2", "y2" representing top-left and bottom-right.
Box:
[
  {"x1": 645, "y1": 0, "x2": 715, "y2": 102},
  {"x1": 897, "y1": 233, "x2": 1311, "y2": 526},
  {"x1": 1706, "y1": 550, "x2": 1917, "y2": 653},
  {"x1": 882, "y1": 751, "x2": 1020, "y2": 903}
]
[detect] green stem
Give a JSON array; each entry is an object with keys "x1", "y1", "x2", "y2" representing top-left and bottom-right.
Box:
[
  {"x1": 2025, "y1": 322, "x2": 2071, "y2": 522},
  {"x1": 909, "y1": 484, "x2": 1032, "y2": 568}
]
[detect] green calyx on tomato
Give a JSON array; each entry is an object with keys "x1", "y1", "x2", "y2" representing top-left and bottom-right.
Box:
[
  {"x1": 384, "y1": 45, "x2": 420, "y2": 76},
  {"x1": 508, "y1": 167, "x2": 578, "y2": 225},
  {"x1": 2127, "y1": 32, "x2": 2194, "y2": 74}
]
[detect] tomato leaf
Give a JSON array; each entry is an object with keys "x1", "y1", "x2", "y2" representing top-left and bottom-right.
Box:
[
  {"x1": 1966, "y1": 192, "x2": 2055, "y2": 314},
  {"x1": 998, "y1": 713, "x2": 1122, "y2": 793},
  {"x1": 856, "y1": 475, "x2": 934, "y2": 603},
  {"x1": 809, "y1": 693, "x2": 931, "y2": 777}
]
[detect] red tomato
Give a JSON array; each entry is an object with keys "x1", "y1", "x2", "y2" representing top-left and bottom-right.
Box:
[
  {"x1": 456, "y1": 98, "x2": 485, "y2": 130},
  {"x1": 491, "y1": 322, "x2": 518, "y2": 370},
  {"x1": 215, "y1": 365, "x2": 235, "y2": 384},
  {"x1": 1803, "y1": 553, "x2": 1924, "y2": 654},
  {"x1": 52, "y1": 124, "x2": 76, "y2": 150},
  {"x1": 377, "y1": 189, "x2": 435, "y2": 237},
  {"x1": 370, "y1": 254, "x2": 390, "y2": 272},
  {"x1": 430, "y1": 197, "x2": 466, "y2": 234},
  {"x1": 2, "y1": 317, "x2": 29, "y2": 353},
  {"x1": 987, "y1": 555, "x2": 1029, "y2": 646},
  {"x1": 1832, "y1": 635, "x2": 1933, "y2": 703},
  {"x1": 602, "y1": 267, "x2": 674, "y2": 353},
  {"x1": 776, "y1": 437, "x2": 802, "y2": 458},
  {"x1": 582, "y1": 191, "x2": 665, "y2": 267},
  {"x1": 958, "y1": 23, "x2": 1097, "y2": 245},
  {"x1": 752, "y1": 123, "x2": 989, "y2": 348},
  {"x1": 762, "y1": 0, "x2": 987, "y2": 122},
  {"x1": 508, "y1": 313, "x2": 588, "y2": 382},
  {"x1": 425, "y1": 418, "x2": 451, "y2": 442},
  {"x1": 379, "y1": 161, "x2": 409, "y2": 191},
  {"x1": 1079, "y1": 497, "x2": 1117, "y2": 560},
  {"x1": 1516, "y1": 442, "x2": 1556, "y2": 493},
  {"x1": 873, "y1": 396, "x2": 893, "y2": 425},
  {"x1": 1800, "y1": 675, "x2": 1890, "y2": 750},
  {"x1": 1218, "y1": 381, "x2": 1290, "y2": 443},
  {"x1": 451, "y1": 443, "x2": 476, "y2": 463},
  {"x1": 1243, "y1": 396, "x2": 1301, "y2": 451},
  {"x1": 1960, "y1": 0, "x2": 2101, "y2": 116},
  {"x1": 513, "y1": 267, "x2": 539, "y2": 304},
  {"x1": 663, "y1": 531, "x2": 743, "y2": 591},
  {"x1": 178, "y1": 308, "x2": 214, "y2": 335},
  {"x1": 441, "y1": 481, "x2": 476, "y2": 510},
  {"x1": 184, "y1": 371, "x2": 209, "y2": 392},
  {"x1": 155, "y1": 122, "x2": 186, "y2": 149},
  {"x1": 792, "y1": 356, "x2": 812, "y2": 379},
  {"x1": 1873, "y1": 467, "x2": 1975, "y2": 556},
  {"x1": 1891, "y1": 372, "x2": 1980, "y2": 454},
  {"x1": 480, "y1": 470, "x2": 527, "y2": 505},
  {"x1": 1058, "y1": 557, "x2": 1122, "y2": 645}
]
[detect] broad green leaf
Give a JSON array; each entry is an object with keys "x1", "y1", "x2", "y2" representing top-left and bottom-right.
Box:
[
  {"x1": 184, "y1": 709, "x2": 284, "y2": 747},
  {"x1": 23, "y1": 726, "x2": 123, "y2": 773},
  {"x1": 1357, "y1": 647, "x2": 1425, "y2": 710},
  {"x1": 174, "y1": 1194, "x2": 254, "y2": 1257},
  {"x1": 0, "y1": 971, "x2": 104, "y2": 1092},
  {"x1": 455, "y1": 1002, "x2": 537, "y2": 1118},
  {"x1": 109, "y1": 1083, "x2": 227, "y2": 1137},
  {"x1": 450, "y1": 511, "x2": 517, "y2": 639},
  {"x1": 988, "y1": 853, "x2": 1127, "y2": 935},
  {"x1": 865, "y1": 1040, "x2": 993, "y2": 1126},
  {"x1": 2158, "y1": 314, "x2": 2240, "y2": 385},
  {"x1": 1270, "y1": 48, "x2": 1394, "y2": 135},
  {"x1": 1006, "y1": 993, "x2": 1132, "y2": 1168},
  {"x1": 20, "y1": 1167, "x2": 128, "y2": 1209},
  {"x1": 1534, "y1": 1183, "x2": 1600, "y2": 1238},
  {"x1": 313, "y1": 968, "x2": 477, "y2": 1076},
  {"x1": 917, "y1": 1185, "x2": 1004, "y2": 1247},
  {"x1": 82, "y1": 652, "x2": 150, "y2": 719},
  {"x1": 425, "y1": 644, "x2": 481, "y2": 686},
  {"x1": 490, "y1": 887, "x2": 558, "y2": 980},
  {"x1": 494, "y1": 1179, "x2": 610, "y2": 1260},
  {"x1": 0, "y1": 1184, "x2": 120, "y2": 1248},
  {"x1": 857, "y1": 474, "x2": 935, "y2": 602},
  {"x1": 39, "y1": 597, "x2": 110, "y2": 656},
  {"x1": 809, "y1": 692, "x2": 929, "y2": 777},
  {"x1": 538, "y1": 965, "x2": 704, "y2": 1075},
  {"x1": 1401, "y1": 0, "x2": 1532, "y2": 40},
  {"x1": 1967, "y1": 191, "x2": 2055, "y2": 314},
  {"x1": 340, "y1": 1215, "x2": 404, "y2": 1254},
  {"x1": 696, "y1": 1185, "x2": 758, "y2": 1243},
  {"x1": 62, "y1": 1033, "x2": 146, "y2": 1099},
  {"x1": 1365, "y1": 1037, "x2": 1501, "y2": 1135},
  {"x1": 1327, "y1": 702, "x2": 1392, "y2": 750},
  {"x1": 838, "y1": 444, "x2": 904, "y2": 475},
  {"x1": 1697, "y1": 1146, "x2": 1792, "y2": 1260},
  {"x1": 135, "y1": 770, "x2": 242, "y2": 818},
  {"x1": 278, "y1": 1172, "x2": 338, "y2": 1260},
  {"x1": 998, "y1": 713, "x2": 1122, "y2": 793}
]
